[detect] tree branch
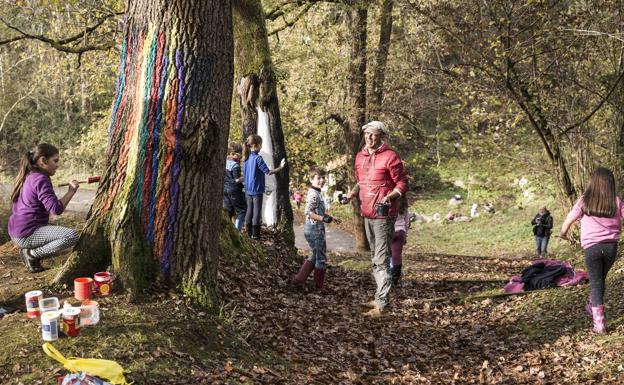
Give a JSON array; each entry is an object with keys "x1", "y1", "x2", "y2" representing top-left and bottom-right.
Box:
[
  {"x1": 320, "y1": 113, "x2": 349, "y2": 130},
  {"x1": 0, "y1": 13, "x2": 121, "y2": 53},
  {"x1": 561, "y1": 68, "x2": 624, "y2": 134},
  {"x1": 268, "y1": 3, "x2": 314, "y2": 36}
]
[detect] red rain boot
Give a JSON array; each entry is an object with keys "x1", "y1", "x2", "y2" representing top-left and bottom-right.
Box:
[
  {"x1": 293, "y1": 260, "x2": 314, "y2": 284},
  {"x1": 591, "y1": 305, "x2": 606, "y2": 334},
  {"x1": 313, "y1": 268, "x2": 326, "y2": 290}
]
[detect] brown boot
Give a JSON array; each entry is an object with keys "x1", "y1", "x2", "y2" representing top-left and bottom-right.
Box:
[
  {"x1": 360, "y1": 300, "x2": 377, "y2": 309},
  {"x1": 293, "y1": 260, "x2": 314, "y2": 284},
  {"x1": 313, "y1": 268, "x2": 326, "y2": 290},
  {"x1": 363, "y1": 307, "x2": 385, "y2": 318}
]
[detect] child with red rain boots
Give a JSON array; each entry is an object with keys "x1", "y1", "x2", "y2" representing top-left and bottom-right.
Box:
[{"x1": 292, "y1": 166, "x2": 340, "y2": 290}]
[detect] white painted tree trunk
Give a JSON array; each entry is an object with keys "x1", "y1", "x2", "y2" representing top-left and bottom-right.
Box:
[{"x1": 257, "y1": 106, "x2": 277, "y2": 226}]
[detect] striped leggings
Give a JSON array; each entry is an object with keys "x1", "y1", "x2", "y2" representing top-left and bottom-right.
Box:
[{"x1": 12, "y1": 225, "x2": 79, "y2": 259}]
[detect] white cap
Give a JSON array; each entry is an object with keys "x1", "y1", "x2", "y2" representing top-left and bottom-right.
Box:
[{"x1": 361, "y1": 121, "x2": 386, "y2": 135}]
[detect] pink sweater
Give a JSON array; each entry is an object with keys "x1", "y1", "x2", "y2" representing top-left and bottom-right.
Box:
[
  {"x1": 566, "y1": 197, "x2": 624, "y2": 249},
  {"x1": 394, "y1": 212, "x2": 410, "y2": 234}
]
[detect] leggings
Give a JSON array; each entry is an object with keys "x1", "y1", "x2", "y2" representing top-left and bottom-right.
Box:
[
  {"x1": 12, "y1": 225, "x2": 79, "y2": 259},
  {"x1": 584, "y1": 242, "x2": 618, "y2": 306},
  {"x1": 391, "y1": 230, "x2": 406, "y2": 267},
  {"x1": 245, "y1": 194, "x2": 264, "y2": 226}
]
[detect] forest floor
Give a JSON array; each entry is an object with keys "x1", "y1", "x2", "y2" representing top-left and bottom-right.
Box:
[{"x1": 2, "y1": 212, "x2": 624, "y2": 384}]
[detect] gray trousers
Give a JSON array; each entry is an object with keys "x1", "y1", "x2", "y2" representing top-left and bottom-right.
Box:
[
  {"x1": 12, "y1": 225, "x2": 79, "y2": 259},
  {"x1": 364, "y1": 217, "x2": 394, "y2": 310}
]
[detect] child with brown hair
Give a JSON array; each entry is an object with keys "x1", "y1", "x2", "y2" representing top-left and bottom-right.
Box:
[
  {"x1": 8, "y1": 144, "x2": 80, "y2": 272},
  {"x1": 224, "y1": 142, "x2": 246, "y2": 232},
  {"x1": 559, "y1": 167, "x2": 624, "y2": 333},
  {"x1": 242, "y1": 134, "x2": 286, "y2": 239},
  {"x1": 292, "y1": 166, "x2": 340, "y2": 290}
]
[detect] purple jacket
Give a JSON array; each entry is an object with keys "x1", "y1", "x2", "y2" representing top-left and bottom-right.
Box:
[{"x1": 8, "y1": 172, "x2": 64, "y2": 238}]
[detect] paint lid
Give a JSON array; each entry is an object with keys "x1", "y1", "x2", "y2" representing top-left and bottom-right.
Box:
[
  {"x1": 41, "y1": 310, "x2": 61, "y2": 321},
  {"x1": 94, "y1": 272, "x2": 111, "y2": 282},
  {"x1": 62, "y1": 307, "x2": 80, "y2": 317},
  {"x1": 26, "y1": 290, "x2": 43, "y2": 297}
]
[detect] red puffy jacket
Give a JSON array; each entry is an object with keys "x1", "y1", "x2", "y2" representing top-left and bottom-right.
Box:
[{"x1": 354, "y1": 143, "x2": 408, "y2": 218}]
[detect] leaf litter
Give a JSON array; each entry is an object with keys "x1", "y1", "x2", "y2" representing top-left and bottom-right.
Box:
[{"x1": 2, "y1": 226, "x2": 624, "y2": 383}]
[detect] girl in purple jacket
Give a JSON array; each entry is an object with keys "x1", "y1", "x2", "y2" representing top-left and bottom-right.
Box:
[
  {"x1": 559, "y1": 167, "x2": 624, "y2": 333},
  {"x1": 8, "y1": 144, "x2": 80, "y2": 272}
]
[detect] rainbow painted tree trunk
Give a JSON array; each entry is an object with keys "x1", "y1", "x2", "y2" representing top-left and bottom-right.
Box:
[
  {"x1": 233, "y1": 0, "x2": 294, "y2": 246},
  {"x1": 53, "y1": 0, "x2": 233, "y2": 306}
]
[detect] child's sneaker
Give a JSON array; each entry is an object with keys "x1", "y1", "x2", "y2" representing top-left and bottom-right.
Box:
[{"x1": 20, "y1": 249, "x2": 42, "y2": 273}]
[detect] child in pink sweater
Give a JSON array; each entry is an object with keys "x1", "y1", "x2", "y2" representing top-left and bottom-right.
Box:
[
  {"x1": 390, "y1": 194, "x2": 410, "y2": 285},
  {"x1": 559, "y1": 167, "x2": 624, "y2": 333}
]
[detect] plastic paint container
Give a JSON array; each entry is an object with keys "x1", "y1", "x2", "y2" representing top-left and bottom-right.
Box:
[
  {"x1": 79, "y1": 299, "x2": 99, "y2": 327},
  {"x1": 93, "y1": 272, "x2": 112, "y2": 297},
  {"x1": 62, "y1": 307, "x2": 81, "y2": 337},
  {"x1": 25, "y1": 290, "x2": 43, "y2": 318},
  {"x1": 41, "y1": 311, "x2": 60, "y2": 341},
  {"x1": 74, "y1": 277, "x2": 94, "y2": 301},
  {"x1": 39, "y1": 297, "x2": 60, "y2": 314}
]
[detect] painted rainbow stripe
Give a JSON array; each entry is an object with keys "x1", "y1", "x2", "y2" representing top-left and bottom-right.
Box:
[{"x1": 105, "y1": 28, "x2": 186, "y2": 277}]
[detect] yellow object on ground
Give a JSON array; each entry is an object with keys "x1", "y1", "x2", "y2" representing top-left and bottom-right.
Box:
[{"x1": 42, "y1": 343, "x2": 130, "y2": 385}]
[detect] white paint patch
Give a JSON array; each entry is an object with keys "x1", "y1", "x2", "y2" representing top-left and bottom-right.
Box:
[{"x1": 257, "y1": 106, "x2": 277, "y2": 226}]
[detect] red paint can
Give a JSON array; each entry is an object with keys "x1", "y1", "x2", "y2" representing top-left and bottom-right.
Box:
[
  {"x1": 62, "y1": 307, "x2": 81, "y2": 337},
  {"x1": 74, "y1": 277, "x2": 94, "y2": 301},
  {"x1": 25, "y1": 290, "x2": 43, "y2": 318},
  {"x1": 94, "y1": 272, "x2": 112, "y2": 297}
]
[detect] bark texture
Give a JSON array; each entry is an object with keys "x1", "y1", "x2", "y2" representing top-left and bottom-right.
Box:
[
  {"x1": 233, "y1": 0, "x2": 294, "y2": 246},
  {"x1": 345, "y1": 3, "x2": 370, "y2": 252},
  {"x1": 371, "y1": 0, "x2": 393, "y2": 111},
  {"x1": 54, "y1": 0, "x2": 233, "y2": 307}
]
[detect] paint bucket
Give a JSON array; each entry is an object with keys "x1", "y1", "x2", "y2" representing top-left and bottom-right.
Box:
[
  {"x1": 74, "y1": 277, "x2": 94, "y2": 300},
  {"x1": 38, "y1": 297, "x2": 60, "y2": 314},
  {"x1": 61, "y1": 307, "x2": 81, "y2": 337},
  {"x1": 79, "y1": 299, "x2": 99, "y2": 327},
  {"x1": 93, "y1": 272, "x2": 112, "y2": 297},
  {"x1": 25, "y1": 290, "x2": 43, "y2": 318},
  {"x1": 41, "y1": 310, "x2": 60, "y2": 341}
]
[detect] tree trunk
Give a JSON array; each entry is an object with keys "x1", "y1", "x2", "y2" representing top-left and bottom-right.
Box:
[
  {"x1": 54, "y1": 0, "x2": 234, "y2": 308},
  {"x1": 370, "y1": 0, "x2": 393, "y2": 113},
  {"x1": 232, "y1": 0, "x2": 294, "y2": 246},
  {"x1": 345, "y1": 3, "x2": 370, "y2": 252}
]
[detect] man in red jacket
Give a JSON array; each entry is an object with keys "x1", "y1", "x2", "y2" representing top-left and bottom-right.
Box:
[{"x1": 345, "y1": 121, "x2": 408, "y2": 317}]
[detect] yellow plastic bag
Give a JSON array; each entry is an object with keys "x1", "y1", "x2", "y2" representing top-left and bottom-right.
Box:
[{"x1": 43, "y1": 343, "x2": 130, "y2": 385}]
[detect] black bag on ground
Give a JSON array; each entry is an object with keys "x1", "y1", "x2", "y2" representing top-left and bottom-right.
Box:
[{"x1": 520, "y1": 262, "x2": 567, "y2": 291}]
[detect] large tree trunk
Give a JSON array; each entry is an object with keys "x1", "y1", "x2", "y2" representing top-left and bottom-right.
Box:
[
  {"x1": 370, "y1": 0, "x2": 393, "y2": 113},
  {"x1": 54, "y1": 0, "x2": 233, "y2": 307},
  {"x1": 232, "y1": 0, "x2": 294, "y2": 246},
  {"x1": 345, "y1": 3, "x2": 370, "y2": 252}
]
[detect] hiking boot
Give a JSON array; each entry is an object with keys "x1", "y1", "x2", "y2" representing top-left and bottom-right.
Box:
[
  {"x1": 391, "y1": 264, "x2": 402, "y2": 286},
  {"x1": 591, "y1": 305, "x2": 606, "y2": 334},
  {"x1": 292, "y1": 260, "x2": 314, "y2": 285},
  {"x1": 246, "y1": 223, "x2": 253, "y2": 238},
  {"x1": 20, "y1": 249, "x2": 42, "y2": 273},
  {"x1": 363, "y1": 307, "x2": 385, "y2": 318},
  {"x1": 313, "y1": 268, "x2": 326, "y2": 290},
  {"x1": 251, "y1": 225, "x2": 261, "y2": 240},
  {"x1": 361, "y1": 300, "x2": 377, "y2": 309}
]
